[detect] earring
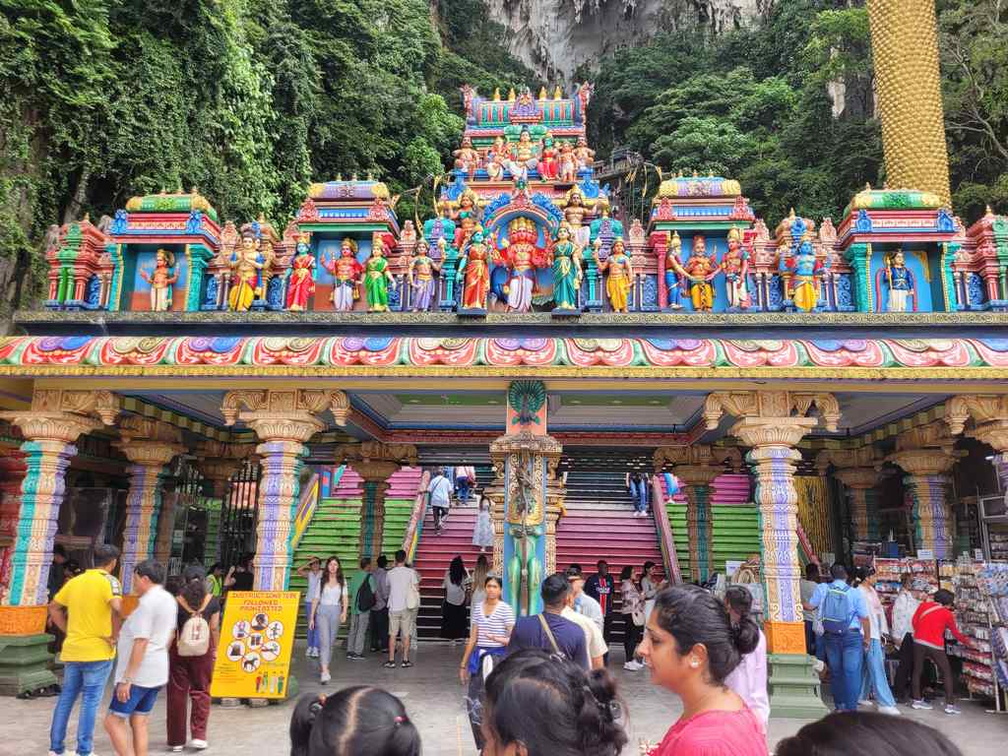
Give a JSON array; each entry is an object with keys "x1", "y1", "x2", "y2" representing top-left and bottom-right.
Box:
[{"x1": 690, "y1": 658, "x2": 699, "y2": 668}]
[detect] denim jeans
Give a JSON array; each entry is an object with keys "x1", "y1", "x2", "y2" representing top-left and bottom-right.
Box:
[
  {"x1": 631, "y1": 480, "x2": 648, "y2": 512},
  {"x1": 823, "y1": 630, "x2": 864, "y2": 711},
  {"x1": 305, "y1": 601, "x2": 319, "y2": 652},
  {"x1": 50, "y1": 658, "x2": 114, "y2": 755},
  {"x1": 861, "y1": 637, "x2": 897, "y2": 707}
]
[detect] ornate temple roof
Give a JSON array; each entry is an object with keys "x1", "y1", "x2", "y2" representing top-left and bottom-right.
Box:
[
  {"x1": 845, "y1": 185, "x2": 943, "y2": 214},
  {"x1": 654, "y1": 176, "x2": 743, "y2": 200},
  {"x1": 124, "y1": 190, "x2": 218, "y2": 222}
]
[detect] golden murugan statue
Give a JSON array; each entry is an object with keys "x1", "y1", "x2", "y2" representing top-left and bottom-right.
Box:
[{"x1": 228, "y1": 230, "x2": 263, "y2": 311}]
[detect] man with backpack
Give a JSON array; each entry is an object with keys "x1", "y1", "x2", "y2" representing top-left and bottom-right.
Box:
[
  {"x1": 806, "y1": 563, "x2": 870, "y2": 712},
  {"x1": 346, "y1": 557, "x2": 375, "y2": 660}
]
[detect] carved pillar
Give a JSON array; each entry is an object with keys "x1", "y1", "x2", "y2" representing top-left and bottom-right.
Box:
[
  {"x1": 0, "y1": 450, "x2": 26, "y2": 600},
  {"x1": 887, "y1": 422, "x2": 961, "y2": 558},
  {"x1": 489, "y1": 381, "x2": 564, "y2": 617},
  {"x1": 336, "y1": 443, "x2": 418, "y2": 559},
  {"x1": 222, "y1": 389, "x2": 349, "y2": 591},
  {"x1": 115, "y1": 418, "x2": 183, "y2": 592},
  {"x1": 834, "y1": 467, "x2": 881, "y2": 542},
  {"x1": 706, "y1": 390, "x2": 839, "y2": 718}
]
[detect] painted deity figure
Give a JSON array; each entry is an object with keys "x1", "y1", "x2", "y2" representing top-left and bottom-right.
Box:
[
  {"x1": 550, "y1": 224, "x2": 582, "y2": 311},
  {"x1": 507, "y1": 128, "x2": 540, "y2": 181},
  {"x1": 453, "y1": 136, "x2": 480, "y2": 180},
  {"x1": 537, "y1": 134, "x2": 559, "y2": 180},
  {"x1": 456, "y1": 228, "x2": 492, "y2": 311},
  {"x1": 562, "y1": 186, "x2": 591, "y2": 249},
  {"x1": 720, "y1": 227, "x2": 750, "y2": 310},
  {"x1": 682, "y1": 235, "x2": 719, "y2": 312},
  {"x1": 322, "y1": 238, "x2": 362, "y2": 311},
  {"x1": 285, "y1": 235, "x2": 315, "y2": 311},
  {"x1": 228, "y1": 230, "x2": 263, "y2": 311},
  {"x1": 497, "y1": 218, "x2": 545, "y2": 313},
  {"x1": 663, "y1": 231, "x2": 684, "y2": 310},
  {"x1": 558, "y1": 141, "x2": 578, "y2": 183},
  {"x1": 601, "y1": 237, "x2": 633, "y2": 313},
  {"x1": 573, "y1": 135, "x2": 595, "y2": 170},
  {"x1": 784, "y1": 232, "x2": 822, "y2": 312},
  {"x1": 486, "y1": 136, "x2": 507, "y2": 181},
  {"x1": 451, "y1": 190, "x2": 480, "y2": 250},
  {"x1": 408, "y1": 239, "x2": 440, "y2": 312},
  {"x1": 363, "y1": 237, "x2": 395, "y2": 312},
  {"x1": 139, "y1": 248, "x2": 179, "y2": 312},
  {"x1": 883, "y1": 250, "x2": 915, "y2": 312}
]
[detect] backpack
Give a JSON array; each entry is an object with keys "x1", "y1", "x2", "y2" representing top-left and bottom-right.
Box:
[
  {"x1": 820, "y1": 583, "x2": 855, "y2": 635},
  {"x1": 177, "y1": 595, "x2": 213, "y2": 657},
  {"x1": 356, "y1": 575, "x2": 376, "y2": 612}
]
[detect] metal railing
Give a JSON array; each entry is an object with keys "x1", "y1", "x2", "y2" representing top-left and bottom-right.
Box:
[
  {"x1": 401, "y1": 469, "x2": 432, "y2": 564},
  {"x1": 651, "y1": 474, "x2": 682, "y2": 583}
]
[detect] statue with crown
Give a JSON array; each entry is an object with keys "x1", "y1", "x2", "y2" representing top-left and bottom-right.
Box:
[{"x1": 494, "y1": 216, "x2": 550, "y2": 313}]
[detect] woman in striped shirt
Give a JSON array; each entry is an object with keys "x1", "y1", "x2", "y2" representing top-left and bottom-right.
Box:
[{"x1": 460, "y1": 576, "x2": 515, "y2": 750}]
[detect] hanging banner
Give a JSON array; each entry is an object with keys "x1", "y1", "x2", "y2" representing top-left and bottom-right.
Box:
[{"x1": 209, "y1": 591, "x2": 300, "y2": 699}]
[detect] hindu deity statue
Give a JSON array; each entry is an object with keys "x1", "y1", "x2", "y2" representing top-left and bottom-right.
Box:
[
  {"x1": 562, "y1": 186, "x2": 592, "y2": 248},
  {"x1": 228, "y1": 229, "x2": 264, "y2": 312},
  {"x1": 425, "y1": 201, "x2": 456, "y2": 248},
  {"x1": 456, "y1": 228, "x2": 492, "y2": 311},
  {"x1": 681, "y1": 235, "x2": 720, "y2": 312},
  {"x1": 882, "y1": 250, "x2": 916, "y2": 312},
  {"x1": 601, "y1": 237, "x2": 634, "y2": 313},
  {"x1": 497, "y1": 217, "x2": 547, "y2": 313},
  {"x1": 573, "y1": 135, "x2": 595, "y2": 171},
  {"x1": 139, "y1": 248, "x2": 179, "y2": 312},
  {"x1": 720, "y1": 227, "x2": 750, "y2": 310},
  {"x1": 663, "y1": 231, "x2": 684, "y2": 310},
  {"x1": 451, "y1": 189, "x2": 481, "y2": 250},
  {"x1": 537, "y1": 134, "x2": 559, "y2": 180},
  {"x1": 408, "y1": 239, "x2": 440, "y2": 312},
  {"x1": 285, "y1": 234, "x2": 315, "y2": 311},
  {"x1": 321, "y1": 238, "x2": 363, "y2": 311},
  {"x1": 363, "y1": 236, "x2": 395, "y2": 312},
  {"x1": 453, "y1": 136, "x2": 480, "y2": 180},
  {"x1": 550, "y1": 224, "x2": 582, "y2": 311},
  {"x1": 486, "y1": 136, "x2": 509, "y2": 181},
  {"x1": 782, "y1": 231, "x2": 823, "y2": 312},
  {"x1": 557, "y1": 141, "x2": 578, "y2": 183},
  {"x1": 507, "y1": 128, "x2": 541, "y2": 181}
]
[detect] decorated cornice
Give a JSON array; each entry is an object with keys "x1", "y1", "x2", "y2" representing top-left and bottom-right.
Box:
[
  {"x1": 0, "y1": 387, "x2": 119, "y2": 444},
  {"x1": 3, "y1": 336, "x2": 1008, "y2": 381},
  {"x1": 703, "y1": 391, "x2": 840, "y2": 431}
]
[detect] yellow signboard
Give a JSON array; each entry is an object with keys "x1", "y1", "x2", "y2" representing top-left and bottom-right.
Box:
[{"x1": 209, "y1": 591, "x2": 300, "y2": 699}]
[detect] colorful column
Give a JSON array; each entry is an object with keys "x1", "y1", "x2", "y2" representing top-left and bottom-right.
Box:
[
  {"x1": 887, "y1": 422, "x2": 961, "y2": 558},
  {"x1": 116, "y1": 418, "x2": 184, "y2": 592},
  {"x1": 705, "y1": 390, "x2": 839, "y2": 717},
  {"x1": 834, "y1": 467, "x2": 881, "y2": 542},
  {"x1": 0, "y1": 389, "x2": 117, "y2": 696},
  {"x1": 489, "y1": 381, "x2": 564, "y2": 617},
  {"x1": 0, "y1": 449, "x2": 26, "y2": 601},
  {"x1": 222, "y1": 389, "x2": 349, "y2": 591},
  {"x1": 337, "y1": 443, "x2": 417, "y2": 559},
  {"x1": 675, "y1": 465, "x2": 718, "y2": 582}
]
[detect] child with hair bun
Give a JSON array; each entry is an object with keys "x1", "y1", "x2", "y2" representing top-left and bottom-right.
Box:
[
  {"x1": 723, "y1": 585, "x2": 769, "y2": 732},
  {"x1": 290, "y1": 686, "x2": 420, "y2": 756},
  {"x1": 638, "y1": 585, "x2": 768, "y2": 756}
]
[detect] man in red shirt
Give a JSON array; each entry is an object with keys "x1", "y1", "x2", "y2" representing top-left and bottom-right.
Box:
[{"x1": 910, "y1": 589, "x2": 973, "y2": 715}]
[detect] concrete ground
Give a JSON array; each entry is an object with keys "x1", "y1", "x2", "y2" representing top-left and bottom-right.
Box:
[{"x1": 6, "y1": 642, "x2": 1005, "y2": 755}]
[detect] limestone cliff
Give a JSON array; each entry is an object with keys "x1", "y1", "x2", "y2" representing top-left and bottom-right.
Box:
[{"x1": 484, "y1": 0, "x2": 768, "y2": 79}]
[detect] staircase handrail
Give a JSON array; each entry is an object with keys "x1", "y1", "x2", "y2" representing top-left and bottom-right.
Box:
[
  {"x1": 401, "y1": 469, "x2": 432, "y2": 564},
  {"x1": 796, "y1": 521, "x2": 821, "y2": 567},
  {"x1": 290, "y1": 470, "x2": 321, "y2": 550},
  {"x1": 651, "y1": 474, "x2": 682, "y2": 584}
]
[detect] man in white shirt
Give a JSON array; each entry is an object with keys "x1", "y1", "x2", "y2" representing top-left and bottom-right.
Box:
[
  {"x1": 564, "y1": 567, "x2": 607, "y2": 668},
  {"x1": 384, "y1": 549, "x2": 420, "y2": 669},
  {"x1": 104, "y1": 559, "x2": 177, "y2": 756},
  {"x1": 428, "y1": 468, "x2": 453, "y2": 533}
]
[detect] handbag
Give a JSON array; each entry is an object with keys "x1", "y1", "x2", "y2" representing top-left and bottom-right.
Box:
[
  {"x1": 631, "y1": 605, "x2": 646, "y2": 627},
  {"x1": 405, "y1": 571, "x2": 421, "y2": 611}
]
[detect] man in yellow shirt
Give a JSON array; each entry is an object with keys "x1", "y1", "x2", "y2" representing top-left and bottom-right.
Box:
[{"x1": 47, "y1": 543, "x2": 123, "y2": 756}]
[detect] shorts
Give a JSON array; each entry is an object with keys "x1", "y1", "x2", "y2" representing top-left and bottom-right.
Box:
[
  {"x1": 108, "y1": 683, "x2": 160, "y2": 717},
  {"x1": 389, "y1": 608, "x2": 418, "y2": 640}
]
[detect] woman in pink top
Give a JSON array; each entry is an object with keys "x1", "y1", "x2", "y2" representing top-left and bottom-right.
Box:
[{"x1": 638, "y1": 585, "x2": 768, "y2": 756}]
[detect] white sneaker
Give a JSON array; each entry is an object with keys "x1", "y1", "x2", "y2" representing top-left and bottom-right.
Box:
[
  {"x1": 878, "y1": 705, "x2": 901, "y2": 716},
  {"x1": 812, "y1": 658, "x2": 826, "y2": 674},
  {"x1": 911, "y1": 699, "x2": 933, "y2": 710},
  {"x1": 623, "y1": 660, "x2": 643, "y2": 671},
  {"x1": 191, "y1": 740, "x2": 208, "y2": 750},
  {"x1": 858, "y1": 699, "x2": 872, "y2": 707},
  {"x1": 169, "y1": 747, "x2": 184, "y2": 753},
  {"x1": 944, "y1": 705, "x2": 962, "y2": 715}
]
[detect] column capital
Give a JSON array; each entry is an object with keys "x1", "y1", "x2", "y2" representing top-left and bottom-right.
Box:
[
  {"x1": 116, "y1": 416, "x2": 184, "y2": 467},
  {"x1": 221, "y1": 389, "x2": 350, "y2": 430},
  {"x1": 887, "y1": 420, "x2": 962, "y2": 475},
  {"x1": 833, "y1": 466, "x2": 880, "y2": 490},
  {"x1": 732, "y1": 416, "x2": 818, "y2": 449},
  {"x1": 194, "y1": 439, "x2": 255, "y2": 496},
  {"x1": 336, "y1": 441, "x2": 418, "y2": 475},
  {"x1": 704, "y1": 390, "x2": 840, "y2": 433},
  {"x1": 946, "y1": 394, "x2": 1008, "y2": 451},
  {"x1": 0, "y1": 388, "x2": 119, "y2": 443},
  {"x1": 814, "y1": 445, "x2": 883, "y2": 476}
]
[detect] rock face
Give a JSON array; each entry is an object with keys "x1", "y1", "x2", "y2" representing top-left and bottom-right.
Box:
[{"x1": 484, "y1": 0, "x2": 766, "y2": 79}]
